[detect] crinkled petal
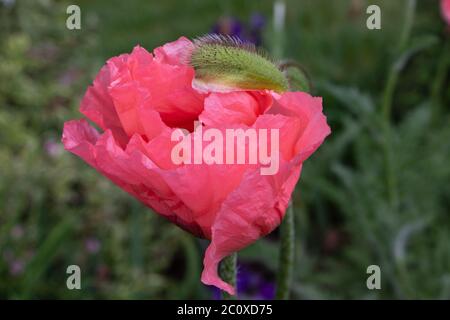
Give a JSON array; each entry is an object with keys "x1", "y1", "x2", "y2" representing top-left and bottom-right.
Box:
[
  {"x1": 81, "y1": 42, "x2": 204, "y2": 144},
  {"x1": 253, "y1": 114, "x2": 303, "y2": 161},
  {"x1": 108, "y1": 45, "x2": 204, "y2": 134},
  {"x1": 107, "y1": 46, "x2": 156, "y2": 137},
  {"x1": 154, "y1": 36, "x2": 194, "y2": 66},
  {"x1": 62, "y1": 119, "x2": 100, "y2": 167},
  {"x1": 201, "y1": 159, "x2": 302, "y2": 295},
  {"x1": 268, "y1": 92, "x2": 331, "y2": 161},
  {"x1": 79, "y1": 64, "x2": 129, "y2": 147},
  {"x1": 61, "y1": 119, "x2": 205, "y2": 237},
  {"x1": 200, "y1": 91, "x2": 262, "y2": 127},
  {"x1": 160, "y1": 163, "x2": 248, "y2": 238}
]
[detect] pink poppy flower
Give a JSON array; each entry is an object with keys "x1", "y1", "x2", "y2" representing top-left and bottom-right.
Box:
[
  {"x1": 62, "y1": 37, "x2": 331, "y2": 295},
  {"x1": 442, "y1": 0, "x2": 450, "y2": 26}
]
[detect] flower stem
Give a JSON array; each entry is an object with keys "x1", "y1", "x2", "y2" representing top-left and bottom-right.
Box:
[
  {"x1": 276, "y1": 202, "x2": 295, "y2": 299},
  {"x1": 220, "y1": 252, "x2": 237, "y2": 300},
  {"x1": 396, "y1": 0, "x2": 416, "y2": 55},
  {"x1": 381, "y1": 0, "x2": 416, "y2": 122},
  {"x1": 380, "y1": 0, "x2": 416, "y2": 209},
  {"x1": 273, "y1": 0, "x2": 295, "y2": 300},
  {"x1": 431, "y1": 40, "x2": 449, "y2": 122}
]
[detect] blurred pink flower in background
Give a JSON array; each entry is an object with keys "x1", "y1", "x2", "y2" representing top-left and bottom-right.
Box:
[
  {"x1": 84, "y1": 237, "x2": 101, "y2": 254},
  {"x1": 442, "y1": 0, "x2": 450, "y2": 26},
  {"x1": 44, "y1": 138, "x2": 63, "y2": 158},
  {"x1": 62, "y1": 37, "x2": 330, "y2": 295}
]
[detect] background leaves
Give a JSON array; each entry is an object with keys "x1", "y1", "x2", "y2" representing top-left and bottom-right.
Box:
[{"x1": 0, "y1": 0, "x2": 448, "y2": 299}]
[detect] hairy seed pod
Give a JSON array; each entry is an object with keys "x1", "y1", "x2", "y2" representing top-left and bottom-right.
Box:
[{"x1": 188, "y1": 34, "x2": 289, "y2": 92}]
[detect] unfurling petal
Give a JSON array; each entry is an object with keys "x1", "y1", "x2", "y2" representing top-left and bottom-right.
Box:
[{"x1": 201, "y1": 160, "x2": 302, "y2": 295}]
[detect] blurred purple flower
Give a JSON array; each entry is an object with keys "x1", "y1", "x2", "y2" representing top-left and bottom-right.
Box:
[
  {"x1": 44, "y1": 138, "x2": 63, "y2": 158},
  {"x1": 211, "y1": 262, "x2": 275, "y2": 299},
  {"x1": 85, "y1": 237, "x2": 101, "y2": 254},
  {"x1": 258, "y1": 282, "x2": 275, "y2": 300},
  {"x1": 237, "y1": 263, "x2": 275, "y2": 299},
  {"x1": 9, "y1": 260, "x2": 24, "y2": 276},
  {"x1": 58, "y1": 67, "x2": 82, "y2": 87},
  {"x1": 211, "y1": 286, "x2": 221, "y2": 300},
  {"x1": 237, "y1": 264, "x2": 261, "y2": 293},
  {"x1": 248, "y1": 13, "x2": 266, "y2": 46},
  {"x1": 250, "y1": 13, "x2": 266, "y2": 30},
  {"x1": 211, "y1": 12, "x2": 266, "y2": 46},
  {"x1": 212, "y1": 16, "x2": 244, "y2": 40}
]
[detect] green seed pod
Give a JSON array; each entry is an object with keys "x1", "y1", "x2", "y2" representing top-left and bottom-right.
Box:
[
  {"x1": 188, "y1": 34, "x2": 289, "y2": 92},
  {"x1": 279, "y1": 60, "x2": 312, "y2": 93}
]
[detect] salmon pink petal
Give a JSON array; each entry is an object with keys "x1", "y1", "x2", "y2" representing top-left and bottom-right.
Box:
[
  {"x1": 199, "y1": 91, "x2": 263, "y2": 127},
  {"x1": 269, "y1": 92, "x2": 331, "y2": 161},
  {"x1": 137, "y1": 108, "x2": 169, "y2": 141},
  {"x1": 62, "y1": 119, "x2": 208, "y2": 237},
  {"x1": 95, "y1": 132, "x2": 206, "y2": 237},
  {"x1": 251, "y1": 90, "x2": 273, "y2": 114},
  {"x1": 79, "y1": 64, "x2": 129, "y2": 147},
  {"x1": 141, "y1": 128, "x2": 184, "y2": 169},
  {"x1": 142, "y1": 61, "x2": 204, "y2": 129},
  {"x1": 83, "y1": 43, "x2": 204, "y2": 142},
  {"x1": 108, "y1": 45, "x2": 205, "y2": 133},
  {"x1": 253, "y1": 114, "x2": 303, "y2": 161},
  {"x1": 201, "y1": 159, "x2": 302, "y2": 294},
  {"x1": 106, "y1": 46, "x2": 155, "y2": 137},
  {"x1": 154, "y1": 36, "x2": 194, "y2": 66},
  {"x1": 160, "y1": 163, "x2": 248, "y2": 238},
  {"x1": 79, "y1": 46, "x2": 155, "y2": 145},
  {"x1": 62, "y1": 119, "x2": 100, "y2": 167},
  {"x1": 107, "y1": 75, "x2": 148, "y2": 138}
]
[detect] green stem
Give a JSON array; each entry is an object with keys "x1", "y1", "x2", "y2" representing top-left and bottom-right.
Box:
[
  {"x1": 276, "y1": 203, "x2": 295, "y2": 299},
  {"x1": 220, "y1": 253, "x2": 237, "y2": 300},
  {"x1": 430, "y1": 40, "x2": 450, "y2": 122},
  {"x1": 396, "y1": 0, "x2": 416, "y2": 54},
  {"x1": 381, "y1": 0, "x2": 416, "y2": 122},
  {"x1": 272, "y1": 0, "x2": 295, "y2": 300},
  {"x1": 380, "y1": 0, "x2": 416, "y2": 209},
  {"x1": 381, "y1": 68, "x2": 399, "y2": 124}
]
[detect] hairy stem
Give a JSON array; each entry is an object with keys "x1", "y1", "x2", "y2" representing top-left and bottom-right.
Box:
[
  {"x1": 220, "y1": 253, "x2": 237, "y2": 300},
  {"x1": 276, "y1": 203, "x2": 295, "y2": 299}
]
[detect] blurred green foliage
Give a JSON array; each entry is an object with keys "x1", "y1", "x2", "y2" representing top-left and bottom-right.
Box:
[{"x1": 0, "y1": 0, "x2": 449, "y2": 299}]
